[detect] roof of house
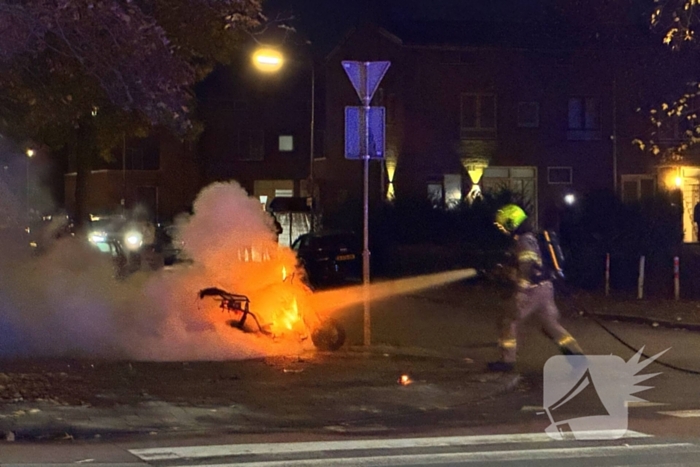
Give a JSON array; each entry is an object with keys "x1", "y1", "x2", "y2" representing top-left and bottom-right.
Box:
[{"x1": 380, "y1": 19, "x2": 656, "y2": 50}]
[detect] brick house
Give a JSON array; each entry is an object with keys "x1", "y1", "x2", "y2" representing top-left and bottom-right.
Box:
[
  {"x1": 127, "y1": 14, "x2": 700, "y2": 243},
  {"x1": 196, "y1": 52, "x2": 322, "y2": 208},
  {"x1": 64, "y1": 128, "x2": 201, "y2": 223},
  {"x1": 316, "y1": 20, "x2": 700, "y2": 235}
]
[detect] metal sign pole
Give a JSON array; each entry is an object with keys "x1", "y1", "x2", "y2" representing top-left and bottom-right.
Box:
[
  {"x1": 363, "y1": 153, "x2": 371, "y2": 346},
  {"x1": 360, "y1": 65, "x2": 372, "y2": 347},
  {"x1": 341, "y1": 60, "x2": 391, "y2": 348}
]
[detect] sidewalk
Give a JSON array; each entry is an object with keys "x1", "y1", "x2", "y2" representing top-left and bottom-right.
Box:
[{"x1": 0, "y1": 346, "x2": 520, "y2": 441}]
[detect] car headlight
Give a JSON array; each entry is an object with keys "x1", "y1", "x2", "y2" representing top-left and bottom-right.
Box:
[
  {"x1": 124, "y1": 231, "x2": 143, "y2": 250},
  {"x1": 89, "y1": 231, "x2": 107, "y2": 243}
]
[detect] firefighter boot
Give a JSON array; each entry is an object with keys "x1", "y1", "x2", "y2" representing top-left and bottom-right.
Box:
[{"x1": 558, "y1": 335, "x2": 584, "y2": 357}]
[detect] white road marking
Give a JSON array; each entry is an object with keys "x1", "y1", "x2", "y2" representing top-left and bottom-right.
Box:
[
  {"x1": 659, "y1": 409, "x2": 700, "y2": 418},
  {"x1": 522, "y1": 402, "x2": 668, "y2": 410},
  {"x1": 520, "y1": 405, "x2": 544, "y2": 411},
  {"x1": 626, "y1": 401, "x2": 670, "y2": 408},
  {"x1": 173, "y1": 443, "x2": 693, "y2": 467},
  {"x1": 1, "y1": 465, "x2": 142, "y2": 467},
  {"x1": 129, "y1": 431, "x2": 651, "y2": 461}
]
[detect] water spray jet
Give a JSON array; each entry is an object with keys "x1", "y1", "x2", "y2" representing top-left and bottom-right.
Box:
[{"x1": 309, "y1": 269, "x2": 478, "y2": 316}]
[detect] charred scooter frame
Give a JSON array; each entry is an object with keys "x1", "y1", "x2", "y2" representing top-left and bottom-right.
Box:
[{"x1": 198, "y1": 277, "x2": 346, "y2": 351}]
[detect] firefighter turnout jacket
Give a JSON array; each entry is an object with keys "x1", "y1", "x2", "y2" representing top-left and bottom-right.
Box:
[{"x1": 514, "y1": 232, "x2": 549, "y2": 289}]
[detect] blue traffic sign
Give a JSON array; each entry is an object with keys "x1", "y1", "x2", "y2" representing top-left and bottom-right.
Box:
[
  {"x1": 345, "y1": 106, "x2": 385, "y2": 160},
  {"x1": 342, "y1": 61, "x2": 391, "y2": 105}
]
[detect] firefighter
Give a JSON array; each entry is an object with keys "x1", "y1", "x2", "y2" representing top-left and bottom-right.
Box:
[{"x1": 488, "y1": 204, "x2": 583, "y2": 372}]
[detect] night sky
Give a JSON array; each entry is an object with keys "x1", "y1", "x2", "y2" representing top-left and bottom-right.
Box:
[{"x1": 262, "y1": 0, "x2": 654, "y2": 54}]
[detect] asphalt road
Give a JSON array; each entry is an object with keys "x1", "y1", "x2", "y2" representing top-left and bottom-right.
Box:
[
  {"x1": 2, "y1": 432, "x2": 700, "y2": 466},
  {"x1": 4, "y1": 280, "x2": 700, "y2": 466}
]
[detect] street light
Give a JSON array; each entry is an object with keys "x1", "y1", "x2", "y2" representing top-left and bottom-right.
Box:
[
  {"x1": 252, "y1": 48, "x2": 284, "y2": 73},
  {"x1": 251, "y1": 47, "x2": 316, "y2": 231}
]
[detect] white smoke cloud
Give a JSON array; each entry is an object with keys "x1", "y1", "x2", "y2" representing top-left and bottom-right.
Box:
[{"x1": 0, "y1": 180, "x2": 308, "y2": 361}]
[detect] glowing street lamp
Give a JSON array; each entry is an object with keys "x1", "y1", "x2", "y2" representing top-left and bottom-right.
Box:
[{"x1": 252, "y1": 48, "x2": 284, "y2": 73}]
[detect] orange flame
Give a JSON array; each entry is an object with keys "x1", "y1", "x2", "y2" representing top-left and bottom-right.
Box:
[
  {"x1": 398, "y1": 374, "x2": 413, "y2": 386},
  {"x1": 273, "y1": 295, "x2": 301, "y2": 333},
  {"x1": 281, "y1": 266, "x2": 287, "y2": 281}
]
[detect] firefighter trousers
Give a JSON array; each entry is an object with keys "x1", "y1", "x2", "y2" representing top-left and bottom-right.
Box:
[{"x1": 499, "y1": 281, "x2": 582, "y2": 363}]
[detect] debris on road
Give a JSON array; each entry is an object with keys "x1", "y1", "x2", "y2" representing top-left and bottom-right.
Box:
[{"x1": 398, "y1": 374, "x2": 413, "y2": 386}]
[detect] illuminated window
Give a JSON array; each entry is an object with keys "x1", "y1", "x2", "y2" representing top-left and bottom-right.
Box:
[
  {"x1": 444, "y1": 174, "x2": 462, "y2": 208},
  {"x1": 427, "y1": 183, "x2": 443, "y2": 206},
  {"x1": 279, "y1": 135, "x2": 294, "y2": 152}
]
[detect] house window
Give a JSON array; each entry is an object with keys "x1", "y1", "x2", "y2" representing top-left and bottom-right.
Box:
[
  {"x1": 444, "y1": 174, "x2": 462, "y2": 208},
  {"x1": 460, "y1": 93, "x2": 497, "y2": 139},
  {"x1": 234, "y1": 130, "x2": 264, "y2": 161},
  {"x1": 567, "y1": 97, "x2": 601, "y2": 140},
  {"x1": 547, "y1": 167, "x2": 572, "y2": 184},
  {"x1": 621, "y1": 175, "x2": 656, "y2": 202},
  {"x1": 274, "y1": 189, "x2": 293, "y2": 198},
  {"x1": 517, "y1": 102, "x2": 540, "y2": 128},
  {"x1": 427, "y1": 183, "x2": 443, "y2": 206},
  {"x1": 279, "y1": 135, "x2": 294, "y2": 152}
]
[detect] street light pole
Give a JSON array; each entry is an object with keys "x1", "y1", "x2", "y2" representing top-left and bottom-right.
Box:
[
  {"x1": 309, "y1": 63, "x2": 316, "y2": 232},
  {"x1": 26, "y1": 148, "x2": 34, "y2": 218},
  {"x1": 122, "y1": 132, "x2": 127, "y2": 208}
]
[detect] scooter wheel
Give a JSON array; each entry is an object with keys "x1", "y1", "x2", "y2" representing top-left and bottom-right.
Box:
[{"x1": 311, "y1": 318, "x2": 346, "y2": 351}]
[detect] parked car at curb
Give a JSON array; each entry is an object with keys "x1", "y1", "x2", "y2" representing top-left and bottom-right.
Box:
[{"x1": 292, "y1": 231, "x2": 361, "y2": 287}]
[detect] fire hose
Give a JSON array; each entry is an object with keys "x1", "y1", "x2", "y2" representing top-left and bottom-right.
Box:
[{"x1": 571, "y1": 299, "x2": 700, "y2": 376}]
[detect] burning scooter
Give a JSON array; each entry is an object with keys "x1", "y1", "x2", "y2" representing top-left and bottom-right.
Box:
[{"x1": 198, "y1": 267, "x2": 346, "y2": 351}]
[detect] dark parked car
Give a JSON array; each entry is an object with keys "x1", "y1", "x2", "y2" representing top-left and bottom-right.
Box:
[{"x1": 292, "y1": 231, "x2": 361, "y2": 287}]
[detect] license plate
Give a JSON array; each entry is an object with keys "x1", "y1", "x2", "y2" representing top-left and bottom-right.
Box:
[{"x1": 336, "y1": 254, "x2": 356, "y2": 261}]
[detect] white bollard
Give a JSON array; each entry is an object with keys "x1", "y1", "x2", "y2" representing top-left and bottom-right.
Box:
[{"x1": 637, "y1": 256, "x2": 645, "y2": 300}]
